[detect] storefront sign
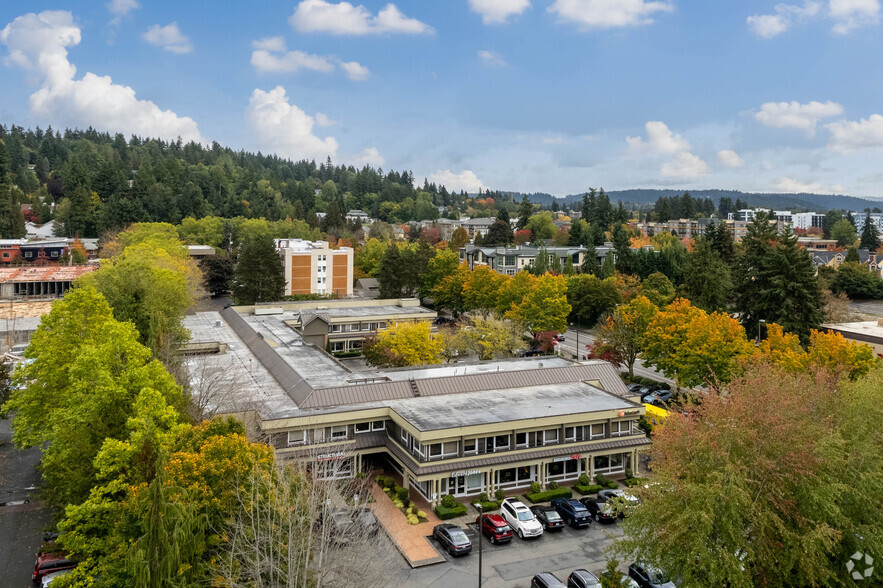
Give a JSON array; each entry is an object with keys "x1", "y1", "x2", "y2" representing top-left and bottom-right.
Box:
[
  {"x1": 553, "y1": 454, "x2": 582, "y2": 462},
  {"x1": 316, "y1": 451, "x2": 347, "y2": 462},
  {"x1": 619, "y1": 409, "x2": 640, "y2": 417},
  {"x1": 449, "y1": 469, "x2": 481, "y2": 478}
]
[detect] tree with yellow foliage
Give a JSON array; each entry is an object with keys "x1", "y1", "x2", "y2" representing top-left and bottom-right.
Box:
[
  {"x1": 507, "y1": 273, "x2": 571, "y2": 333},
  {"x1": 463, "y1": 265, "x2": 507, "y2": 318},
  {"x1": 362, "y1": 321, "x2": 443, "y2": 367}
]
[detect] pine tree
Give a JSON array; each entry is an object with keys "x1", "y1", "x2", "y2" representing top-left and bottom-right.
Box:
[
  {"x1": 232, "y1": 235, "x2": 285, "y2": 304},
  {"x1": 580, "y1": 244, "x2": 601, "y2": 275},
  {"x1": 549, "y1": 253, "x2": 562, "y2": 274},
  {"x1": 377, "y1": 243, "x2": 403, "y2": 298},
  {"x1": 534, "y1": 246, "x2": 549, "y2": 275},
  {"x1": 516, "y1": 196, "x2": 532, "y2": 230},
  {"x1": 859, "y1": 212, "x2": 880, "y2": 252},
  {"x1": 684, "y1": 239, "x2": 732, "y2": 312}
]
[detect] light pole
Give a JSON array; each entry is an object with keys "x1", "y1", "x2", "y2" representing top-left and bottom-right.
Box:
[
  {"x1": 476, "y1": 504, "x2": 483, "y2": 587},
  {"x1": 757, "y1": 319, "x2": 766, "y2": 346},
  {"x1": 570, "y1": 321, "x2": 579, "y2": 361}
]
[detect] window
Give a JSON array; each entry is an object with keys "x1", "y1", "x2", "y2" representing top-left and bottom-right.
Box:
[
  {"x1": 515, "y1": 432, "x2": 528, "y2": 448},
  {"x1": 504, "y1": 255, "x2": 515, "y2": 266},
  {"x1": 564, "y1": 426, "x2": 576, "y2": 442},
  {"x1": 355, "y1": 422, "x2": 370, "y2": 433},
  {"x1": 464, "y1": 439, "x2": 477, "y2": 455},
  {"x1": 331, "y1": 324, "x2": 342, "y2": 333},
  {"x1": 51, "y1": 250, "x2": 59, "y2": 258},
  {"x1": 362, "y1": 322, "x2": 371, "y2": 331},
  {"x1": 428, "y1": 443, "x2": 442, "y2": 458},
  {"x1": 594, "y1": 453, "x2": 625, "y2": 474},
  {"x1": 542, "y1": 429, "x2": 559, "y2": 445},
  {"x1": 331, "y1": 425, "x2": 348, "y2": 441},
  {"x1": 287, "y1": 430, "x2": 306, "y2": 446},
  {"x1": 486, "y1": 435, "x2": 510, "y2": 452},
  {"x1": 611, "y1": 421, "x2": 631, "y2": 437},
  {"x1": 589, "y1": 423, "x2": 605, "y2": 439},
  {"x1": 401, "y1": 429, "x2": 411, "y2": 447},
  {"x1": 371, "y1": 421, "x2": 385, "y2": 431},
  {"x1": 314, "y1": 428, "x2": 326, "y2": 443},
  {"x1": 331, "y1": 341, "x2": 345, "y2": 352}
]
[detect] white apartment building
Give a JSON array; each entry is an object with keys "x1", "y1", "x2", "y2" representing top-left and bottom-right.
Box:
[{"x1": 275, "y1": 239, "x2": 353, "y2": 297}]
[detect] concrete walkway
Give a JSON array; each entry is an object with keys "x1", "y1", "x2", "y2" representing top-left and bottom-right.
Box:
[{"x1": 369, "y1": 478, "x2": 446, "y2": 567}]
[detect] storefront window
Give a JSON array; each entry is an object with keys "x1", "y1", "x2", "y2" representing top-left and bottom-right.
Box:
[{"x1": 594, "y1": 453, "x2": 626, "y2": 474}]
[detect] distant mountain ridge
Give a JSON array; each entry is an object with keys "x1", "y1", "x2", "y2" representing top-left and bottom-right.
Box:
[{"x1": 499, "y1": 189, "x2": 883, "y2": 212}]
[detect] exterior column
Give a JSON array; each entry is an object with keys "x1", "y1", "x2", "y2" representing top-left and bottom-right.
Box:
[
  {"x1": 589, "y1": 454, "x2": 595, "y2": 479},
  {"x1": 539, "y1": 461, "x2": 546, "y2": 489}
]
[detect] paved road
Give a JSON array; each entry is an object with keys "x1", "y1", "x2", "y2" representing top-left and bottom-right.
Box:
[
  {"x1": 0, "y1": 418, "x2": 52, "y2": 587},
  {"x1": 390, "y1": 517, "x2": 623, "y2": 587}
]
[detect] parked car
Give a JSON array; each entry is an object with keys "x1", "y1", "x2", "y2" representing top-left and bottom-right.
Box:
[
  {"x1": 642, "y1": 389, "x2": 674, "y2": 406},
  {"x1": 32, "y1": 554, "x2": 75, "y2": 584},
  {"x1": 580, "y1": 496, "x2": 617, "y2": 523},
  {"x1": 549, "y1": 497, "x2": 593, "y2": 528},
  {"x1": 628, "y1": 562, "x2": 677, "y2": 588},
  {"x1": 530, "y1": 505, "x2": 565, "y2": 531},
  {"x1": 555, "y1": 334, "x2": 565, "y2": 341},
  {"x1": 41, "y1": 569, "x2": 72, "y2": 587},
  {"x1": 601, "y1": 570, "x2": 640, "y2": 588},
  {"x1": 532, "y1": 572, "x2": 567, "y2": 587},
  {"x1": 567, "y1": 569, "x2": 603, "y2": 588},
  {"x1": 500, "y1": 498, "x2": 544, "y2": 539},
  {"x1": 524, "y1": 348, "x2": 543, "y2": 357},
  {"x1": 476, "y1": 514, "x2": 513, "y2": 544},
  {"x1": 626, "y1": 383, "x2": 645, "y2": 394},
  {"x1": 432, "y1": 523, "x2": 472, "y2": 556},
  {"x1": 598, "y1": 488, "x2": 640, "y2": 517}
]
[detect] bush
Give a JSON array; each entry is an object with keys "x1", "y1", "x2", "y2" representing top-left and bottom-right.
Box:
[
  {"x1": 435, "y1": 503, "x2": 468, "y2": 520},
  {"x1": 594, "y1": 473, "x2": 610, "y2": 486},
  {"x1": 416, "y1": 510, "x2": 427, "y2": 519},
  {"x1": 393, "y1": 498, "x2": 404, "y2": 508},
  {"x1": 625, "y1": 468, "x2": 634, "y2": 480},
  {"x1": 578, "y1": 473, "x2": 591, "y2": 486},
  {"x1": 574, "y1": 484, "x2": 603, "y2": 495},
  {"x1": 441, "y1": 494, "x2": 457, "y2": 509},
  {"x1": 624, "y1": 477, "x2": 650, "y2": 488},
  {"x1": 407, "y1": 513, "x2": 419, "y2": 525},
  {"x1": 478, "y1": 492, "x2": 490, "y2": 503},
  {"x1": 376, "y1": 475, "x2": 395, "y2": 489},
  {"x1": 396, "y1": 486, "x2": 410, "y2": 503},
  {"x1": 530, "y1": 482, "x2": 542, "y2": 494},
  {"x1": 472, "y1": 501, "x2": 500, "y2": 512},
  {"x1": 525, "y1": 487, "x2": 573, "y2": 503},
  {"x1": 494, "y1": 489, "x2": 506, "y2": 502},
  {"x1": 548, "y1": 480, "x2": 559, "y2": 490}
]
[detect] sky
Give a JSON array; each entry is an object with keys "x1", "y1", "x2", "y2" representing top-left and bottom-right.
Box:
[{"x1": 2, "y1": 1, "x2": 883, "y2": 197}]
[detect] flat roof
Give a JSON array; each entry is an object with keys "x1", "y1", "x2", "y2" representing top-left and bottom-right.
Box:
[
  {"x1": 822, "y1": 320, "x2": 883, "y2": 343},
  {"x1": 389, "y1": 381, "x2": 634, "y2": 431},
  {"x1": 290, "y1": 304, "x2": 435, "y2": 320}
]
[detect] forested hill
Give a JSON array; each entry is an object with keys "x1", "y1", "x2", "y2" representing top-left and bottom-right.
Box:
[{"x1": 508, "y1": 189, "x2": 882, "y2": 212}]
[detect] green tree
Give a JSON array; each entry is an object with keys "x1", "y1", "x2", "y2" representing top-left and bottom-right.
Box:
[
  {"x1": 354, "y1": 238, "x2": 388, "y2": 277},
  {"x1": 860, "y1": 212, "x2": 881, "y2": 252},
  {"x1": 594, "y1": 296, "x2": 658, "y2": 378},
  {"x1": 525, "y1": 211, "x2": 556, "y2": 241},
  {"x1": 639, "y1": 272, "x2": 676, "y2": 308},
  {"x1": 683, "y1": 239, "x2": 732, "y2": 312},
  {"x1": 580, "y1": 245, "x2": 601, "y2": 275},
  {"x1": 831, "y1": 217, "x2": 858, "y2": 247},
  {"x1": 199, "y1": 252, "x2": 234, "y2": 297},
  {"x1": 567, "y1": 274, "x2": 621, "y2": 326},
  {"x1": 232, "y1": 234, "x2": 285, "y2": 304},
  {"x1": 463, "y1": 265, "x2": 507, "y2": 318},
  {"x1": 420, "y1": 247, "x2": 459, "y2": 299},
  {"x1": 483, "y1": 219, "x2": 513, "y2": 246},
  {"x1": 832, "y1": 262, "x2": 883, "y2": 299},
  {"x1": 508, "y1": 273, "x2": 571, "y2": 333},
  {"x1": 516, "y1": 195, "x2": 532, "y2": 230}
]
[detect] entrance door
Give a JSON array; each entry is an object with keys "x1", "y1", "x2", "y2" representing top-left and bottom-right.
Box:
[{"x1": 453, "y1": 475, "x2": 466, "y2": 495}]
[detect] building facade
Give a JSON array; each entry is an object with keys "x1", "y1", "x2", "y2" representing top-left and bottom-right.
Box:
[
  {"x1": 460, "y1": 244, "x2": 594, "y2": 275},
  {"x1": 792, "y1": 212, "x2": 825, "y2": 231},
  {"x1": 462, "y1": 217, "x2": 496, "y2": 238},
  {"x1": 275, "y1": 239, "x2": 353, "y2": 297}
]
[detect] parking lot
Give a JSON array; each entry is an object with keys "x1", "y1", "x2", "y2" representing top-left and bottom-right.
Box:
[{"x1": 388, "y1": 515, "x2": 624, "y2": 587}]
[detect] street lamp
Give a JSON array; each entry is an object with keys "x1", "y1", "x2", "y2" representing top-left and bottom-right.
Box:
[
  {"x1": 756, "y1": 319, "x2": 766, "y2": 346},
  {"x1": 476, "y1": 503, "x2": 483, "y2": 587},
  {"x1": 569, "y1": 321, "x2": 579, "y2": 361}
]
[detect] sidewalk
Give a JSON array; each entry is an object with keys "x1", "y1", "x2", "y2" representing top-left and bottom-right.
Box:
[{"x1": 369, "y1": 479, "x2": 446, "y2": 567}]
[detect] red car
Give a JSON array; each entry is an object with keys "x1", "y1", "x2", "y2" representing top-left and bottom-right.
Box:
[
  {"x1": 476, "y1": 514, "x2": 514, "y2": 544},
  {"x1": 32, "y1": 553, "x2": 75, "y2": 584}
]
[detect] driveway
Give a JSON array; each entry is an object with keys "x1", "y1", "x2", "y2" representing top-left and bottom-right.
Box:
[{"x1": 389, "y1": 514, "x2": 624, "y2": 587}]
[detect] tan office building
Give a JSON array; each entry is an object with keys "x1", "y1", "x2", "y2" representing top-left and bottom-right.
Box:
[{"x1": 275, "y1": 239, "x2": 353, "y2": 297}]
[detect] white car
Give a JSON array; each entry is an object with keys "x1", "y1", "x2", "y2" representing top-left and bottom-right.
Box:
[
  {"x1": 500, "y1": 498, "x2": 544, "y2": 539},
  {"x1": 42, "y1": 569, "x2": 72, "y2": 587}
]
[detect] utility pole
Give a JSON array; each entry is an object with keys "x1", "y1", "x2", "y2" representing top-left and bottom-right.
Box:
[{"x1": 476, "y1": 503, "x2": 483, "y2": 587}]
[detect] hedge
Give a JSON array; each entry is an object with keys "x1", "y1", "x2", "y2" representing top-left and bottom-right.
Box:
[
  {"x1": 470, "y1": 500, "x2": 500, "y2": 512},
  {"x1": 435, "y1": 503, "x2": 468, "y2": 520},
  {"x1": 624, "y1": 477, "x2": 650, "y2": 488},
  {"x1": 574, "y1": 484, "x2": 603, "y2": 495},
  {"x1": 524, "y1": 487, "x2": 573, "y2": 503}
]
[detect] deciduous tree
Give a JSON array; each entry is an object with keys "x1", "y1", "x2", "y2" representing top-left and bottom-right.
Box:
[
  {"x1": 507, "y1": 273, "x2": 570, "y2": 333},
  {"x1": 362, "y1": 321, "x2": 443, "y2": 367},
  {"x1": 594, "y1": 296, "x2": 658, "y2": 378}
]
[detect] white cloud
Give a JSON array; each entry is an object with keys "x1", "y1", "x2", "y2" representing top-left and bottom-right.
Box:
[
  {"x1": 339, "y1": 60, "x2": 370, "y2": 80},
  {"x1": 826, "y1": 114, "x2": 883, "y2": 152},
  {"x1": 289, "y1": 0, "x2": 433, "y2": 35},
  {"x1": 469, "y1": 0, "x2": 531, "y2": 24},
  {"x1": 830, "y1": 0, "x2": 880, "y2": 33},
  {"x1": 661, "y1": 151, "x2": 711, "y2": 179},
  {"x1": 754, "y1": 100, "x2": 843, "y2": 135},
  {"x1": 143, "y1": 23, "x2": 193, "y2": 54},
  {"x1": 429, "y1": 169, "x2": 488, "y2": 192},
  {"x1": 249, "y1": 37, "x2": 369, "y2": 80},
  {"x1": 548, "y1": 0, "x2": 673, "y2": 30},
  {"x1": 772, "y1": 176, "x2": 840, "y2": 193},
  {"x1": 107, "y1": 0, "x2": 139, "y2": 25},
  {"x1": 315, "y1": 112, "x2": 337, "y2": 126},
  {"x1": 717, "y1": 149, "x2": 745, "y2": 167},
  {"x1": 1, "y1": 11, "x2": 203, "y2": 143},
  {"x1": 747, "y1": 1, "x2": 821, "y2": 37},
  {"x1": 627, "y1": 121, "x2": 691, "y2": 154},
  {"x1": 246, "y1": 86, "x2": 339, "y2": 161},
  {"x1": 350, "y1": 146, "x2": 384, "y2": 166},
  {"x1": 478, "y1": 49, "x2": 508, "y2": 67}
]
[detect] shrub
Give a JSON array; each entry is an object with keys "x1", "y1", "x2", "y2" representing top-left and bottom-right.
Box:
[
  {"x1": 578, "y1": 473, "x2": 591, "y2": 486},
  {"x1": 494, "y1": 489, "x2": 506, "y2": 502},
  {"x1": 376, "y1": 475, "x2": 395, "y2": 489},
  {"x1": 530, "y1": 482, "x2": 542, "y2": 494},
  {"x1": 625, "y1": 468, "x2": 634, "y2": 480},
  {"x1": 548, "y1": 480, "x2": 559, "y2": 490},
  {"x1": 396, "y1": 486, "x2": 410, "y2": 503},
  {"x1": 478, "y1": 492, "x2": 489, "y2": 503},
  {"x1": 624, "y1": 477, "x2": 650, "y2": 488},
  {"x1": 594, "y1": 473, "x2": 610, "y2": 486},
  {"x1": 407, "y1": 513, "x2": 419, "y2": 525},
  {"x1": 574, "y1": 484, "x2": 603, "y2": 495},
  {"x1": 435, "y1": 503, "x2": 468, "y2": 520},
  {"x1": 472, "y1": 501, "x2": 500, "y2": 512},
  {"x1": 416, "y1": 510, "x2": 427, "y2": 519},
  {"x1": 525, "y1": 487, "x2": 573, "y2": 503},
  {"x1": 441, "y1": 494, "x2": 457, "y2": 509},
  {"x1": 393, "y1": 498, "x2": 404, "y2": 508},
  {"x1": 356, "y1": 471, "x2": 367, "y2": 479}
]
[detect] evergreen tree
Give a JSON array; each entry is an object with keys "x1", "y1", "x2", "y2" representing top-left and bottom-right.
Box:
[
  {"x1": 377, "y1": 243, "x2": 403, "y2": 298},
  {"x1": 734, "y1": 213, "x2": 823, "y2": 344},
  {"x1": 232, "y1": 235, "x2": 285, "y2": 304},
  {"x1": 563, "y1": 256, "x2": 575, "y2": 275},
  {"x1": 706, "y1": 219, "x2": 736, "y2": 264},
  {"x1": 845, "y1": 247, "x2": 860, "y2": 263},
  {"x1": 580, "y1": 244, "x2": 601, "y2": 275},
  {"x1": 859, "y1": 212, "x2": 880, "y2": 252},
  {"x1": 599, "y1": 253, "x2": 615, "y2": 278},
  {"x1": 483, "y1": 219, "x2": 514, "y2": 246},
  {"x1": 497, "y1": 207, "x2": 510, "y2": 223},
  {"x1": 516, "y1": 196, "x2": 532, "y2": 230},
  {"x1": 611, "y1": 224, "x2": 635, "y2": 274},
  {"x1": 549, "y1": 253, "x2": 562, "y2": 274},
  {"x1": 533, "y1": 246, "x2": 549, "y2": 275},
  {"x1": 199, "y1": 253, "x2": 234, "y2": 297},
  {"x1": 684, "y1": 239, "x2": 732, "y2": 312}
]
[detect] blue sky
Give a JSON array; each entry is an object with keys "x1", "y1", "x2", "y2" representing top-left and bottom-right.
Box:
[{"x1": 2, "y1": 1, "x2": 883, "y2": 197}]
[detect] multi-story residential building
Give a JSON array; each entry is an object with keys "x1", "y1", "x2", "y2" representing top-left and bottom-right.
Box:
[
  {"x1": 460, "y1": 244, "x2": 601, "y2": 275},
  {"x1": 275, "y1": 239, "x2": 353, "y2": 297},
  {"x1": 0, "y1": 239, "x2": 27, "y2": 263},
  {"x1": 462, "y1": 217, "x2": 496, "y2": 238},
  {"x1": 184, "y1": 307, "x2": 650, "y2": 502},
  {"x1": 792, "y1": 212, "x2": 825, "y2": 231},
  {"x1": 346, "y1": 210, "x2": 371, "y2": 223},
  {"x1": 852, "y1": 212, "x2": 883, "y2": 235},
  {"x1": 797, "y1": 238, "x2": 839, "y2": 251},
  {"x1": 736, "y1": 208, "x2": 772, "y2": 222},
  {"x1": 809, "y1": 249, "x2": 880, "y2": 277}
]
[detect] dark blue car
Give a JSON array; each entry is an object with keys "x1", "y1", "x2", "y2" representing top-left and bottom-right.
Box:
[{"x1": 549, "y1": 497, "x2": 592, "y2": 528}]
